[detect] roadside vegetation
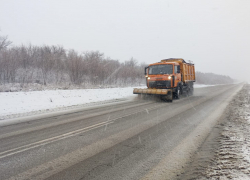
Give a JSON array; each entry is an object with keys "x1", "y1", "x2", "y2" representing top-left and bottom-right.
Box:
[
  {"x1": 0, "y1": 35, "x2": 234, "y2": 92},
  {"x1": 196, "y1": 71, "x2": 234, "y2": 85}
]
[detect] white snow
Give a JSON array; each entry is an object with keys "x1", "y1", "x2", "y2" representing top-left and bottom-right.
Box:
[
  {"x1": 194, "y1": 85, "x2": 250, "y2": 180},
  {"x1": 194, "y1": 84, "x2": 216, "y2": 88},
  {"x1": 0, "y1": 84, "x2": 215, "y2": 119},
  {"x1": 0, "y1": 87, "x2": 143, "y2": 118}
]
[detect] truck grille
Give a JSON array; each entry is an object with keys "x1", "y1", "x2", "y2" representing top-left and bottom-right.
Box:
[{"x1": 149, "y1": 80, "x2": 171, "y2": 88}]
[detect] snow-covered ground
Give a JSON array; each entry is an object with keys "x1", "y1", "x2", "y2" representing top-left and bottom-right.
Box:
[
  {"x1": 0, "y1": 84, "x2": 215, "y2": 120},
  {"x1": 199, "y1": 85, "x2": 250, "y2": 179},
  {"x1": 194, "y1": 84, "x2": 216, "y2": 88},
  {"x1": 180, "y1": 84, "x2": 250, "y2": 180}
]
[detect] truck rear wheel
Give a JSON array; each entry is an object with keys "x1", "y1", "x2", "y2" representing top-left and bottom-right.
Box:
[
  {"x1": 188, "y1": 83, "x2": 194, "y2": 96},
  {"x1": 189, "y1": 88, "x2": 193, "y2": 96}
]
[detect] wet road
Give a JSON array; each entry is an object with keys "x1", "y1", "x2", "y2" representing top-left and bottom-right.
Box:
[{"x1": 0, "y1": 84, "x2": 242, "y2": 180}]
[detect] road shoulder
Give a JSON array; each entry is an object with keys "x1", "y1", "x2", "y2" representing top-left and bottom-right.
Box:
[
  {"x1": 179, "y1": 84, "x2": 250, "y2": 179},
  {"x1": 140, "y1": 84, "x2": 243, "y2": 180}
]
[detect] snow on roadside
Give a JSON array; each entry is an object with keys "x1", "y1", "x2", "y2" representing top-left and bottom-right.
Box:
[
  {"x1": 194, "y1": 84, "x2": 216, "y2": 88},
  {"x1": 197, "y1": 84, "x2": 250, "y2": 179},
  {"x1": 0, "y1": 84, "x2": 217, "y2": 120},
  {"x1": 0, "y1": 87, "x2": 145, "y2": 120}
]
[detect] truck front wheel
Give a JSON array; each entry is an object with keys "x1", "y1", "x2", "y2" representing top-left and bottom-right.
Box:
[{"x1": 174, "y1": 86, "x2": 180, "y2": 99}]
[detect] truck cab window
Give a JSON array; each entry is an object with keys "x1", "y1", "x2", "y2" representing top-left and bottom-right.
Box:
[
  {"x1": 148, "y1": 65, "x2": 173, "y2": 75},
  {"x1": 175, "y1": 66, "x2": 178, "y2": 74}
]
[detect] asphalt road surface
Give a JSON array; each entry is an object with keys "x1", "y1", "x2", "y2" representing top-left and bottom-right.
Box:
[{"x1": 0, "y1": 84, "x2": 242, "y2": 180}]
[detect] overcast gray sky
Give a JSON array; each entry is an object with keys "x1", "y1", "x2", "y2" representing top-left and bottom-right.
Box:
[{"x1": 0, "y1": 0, "x2": 249, "y2": 82}]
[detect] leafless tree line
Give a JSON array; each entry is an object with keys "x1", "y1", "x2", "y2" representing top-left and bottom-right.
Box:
[
  {"x1": 0, "y1": 35, "x2": 234, "y2": 90},
  {"x1": 0, "y1": 36, "x2": 146, "y2": 88},
  {"x1": 195, "y1": 71, "x2": 233, "y2": 85}
]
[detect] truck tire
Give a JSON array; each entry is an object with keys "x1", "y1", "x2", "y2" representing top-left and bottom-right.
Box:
[
  {"x1": 188, "y1": 83, "x2": 194, "y2": 96},
  {"x1": 183, "y1": 86, "x2": 189, "y2": 97},
  {"x1": 189, "y1": 88, "x2": 194, "y2": 96},
  {"x1": 174, "y1": 86, "x2": 180, "y2": 99}
]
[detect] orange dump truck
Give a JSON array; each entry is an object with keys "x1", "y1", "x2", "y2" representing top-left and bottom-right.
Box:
[{"x1": 133, "y1": 58, "x2": 195, "y2": 102}]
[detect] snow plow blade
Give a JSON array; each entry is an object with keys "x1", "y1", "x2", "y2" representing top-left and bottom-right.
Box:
[{"x1": 133, "y1": 88, "x2": 173, "y2": 101}]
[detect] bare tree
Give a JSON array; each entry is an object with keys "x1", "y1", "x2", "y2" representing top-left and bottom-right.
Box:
[
  {"x1": 66, "y1": 50, "x2": 85, "y2": 85},
  {"x1": 51, "y1": 46, "x2": 66, "y2": 84},
  {"x1": 0, "y1": 36, "x2": 12, "y2": 51},
  {"x1": 0, "y1": 48, "x2": 19, "y2": 83},
  {"x1": 38, "y1": 46, "x2": 57, "y2": 85},
  {"x1": 83, "y1": 51, "x2": 104, "y2": 84}
]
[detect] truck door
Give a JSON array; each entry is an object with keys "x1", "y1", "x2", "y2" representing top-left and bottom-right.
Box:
[{"x1": 175, "y1": 65, "x2": 181, "y2": 86}]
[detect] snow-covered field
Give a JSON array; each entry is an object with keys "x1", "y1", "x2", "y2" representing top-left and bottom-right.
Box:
[{"x1": 0, "y1": 84, "x2": 215, "y2": 120}]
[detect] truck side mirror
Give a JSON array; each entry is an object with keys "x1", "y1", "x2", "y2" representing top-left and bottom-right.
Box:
[
  {"x1": 177, "y1": 66, "x2": 180, "y2": 73},
  {"x1": 145, "y1": 67, "x2": 148, "y2": 75}
]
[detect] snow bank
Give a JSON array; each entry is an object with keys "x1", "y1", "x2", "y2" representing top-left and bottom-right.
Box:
[
  {"x1": 0, "y1": 87, "x2": 146, "y2": 118},
  {"x1": 0, "y1": 84, "x2": 215, "y2": 119},
  {"x1": 193, "y1": 84, "x2": 216, "y2": 88},
  {"x1": 191, "y1": 84, "x2": 250, "y2": 179}
]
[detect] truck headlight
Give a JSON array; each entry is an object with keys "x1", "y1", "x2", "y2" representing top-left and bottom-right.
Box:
[
  {"x1": 168, "y1": 76, "x2": 171, "y2": 79},
  {"x1": 148, "y1": 77, "x2": 150, "y2": 80}
]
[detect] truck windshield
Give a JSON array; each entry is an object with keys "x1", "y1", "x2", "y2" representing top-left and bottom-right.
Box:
[{"x1": 148, "y1": 65, "x2": 173, "y2": 75}]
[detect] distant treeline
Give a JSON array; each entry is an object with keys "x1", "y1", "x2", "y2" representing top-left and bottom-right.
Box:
[
  {"x1": 0, "y1": 41, "x2": 146, "y2": 88},
  {"x1": 0, "y1": 35, "x2": 234, "y2": 90},
  {"x1": 195, "y1": 71, "x2": 233, "y2": 85}
]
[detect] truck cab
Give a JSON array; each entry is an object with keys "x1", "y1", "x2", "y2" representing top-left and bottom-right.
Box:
[{"x1": 145, "y1": 62, "x2": 182, "y2": 89}]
